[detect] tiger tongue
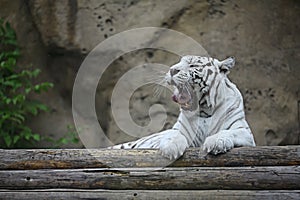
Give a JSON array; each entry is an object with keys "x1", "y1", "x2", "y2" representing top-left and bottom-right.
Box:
[
  {"x1": 172, "y1": 91, "x2": 190, "y2": 105},
  {"x1": 172, "y1": 94, "x2": 178, "y2": 103}
]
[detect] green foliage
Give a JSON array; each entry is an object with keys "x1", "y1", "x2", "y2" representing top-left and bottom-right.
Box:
[
  {"x1": 45, "y1": 125, "x2": 80, "y2": 148},
  {"x1": 0, "y1": 19, "x2": 53, "y2": 148}
]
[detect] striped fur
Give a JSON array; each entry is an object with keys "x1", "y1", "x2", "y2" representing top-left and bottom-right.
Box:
[{"x1": 109, "y1": 56, "x2": 256, "y2": 159}]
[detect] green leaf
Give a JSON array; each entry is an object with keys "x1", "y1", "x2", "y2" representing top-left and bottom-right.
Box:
[
  {"x1": 24, "y1": 132, "x2": 31, "y2": 140},
  {"x1": 34, "y1": 85, "x2": 41, "y2": 93},
  {"x1": 29, "y1": 107, "x2": 38, "y2": 115},
  {"x1": 13, "y1": 113, "x2": 25, "y2": 123},
  {"x1": 3, "y1": 80, "x2": 15, "y2": 87},
  {"x1": 25, "y1": 101, "x2": 46, "y2": 115},
  {"x1": 5, "y1": 22, "x2": 16, "y2": 39},
  {"x1": 25, "y1": 87, "x2": 31, "y2": 94},
  {"x1": 45, "y1": 82, "x2": 54, "y2": 88},
  {"x1": 5, "y1": 98, "x2": 11, "y2": 104},
  {"x1": 21, "y1": 127, "x2": 32, "y2": 141},
  {"x1": 59, "y1": 138, "x2": 68, "y2": 144},
  {"x1": 8, "y1": 113, "x2": 25, "y2": 124},
  {"x1": 3, "y1": 57, "x2": 16, "y2": 67},
  {"x1": 31, "y1": 69, "x2": 41, "y2": 78},
  {"x1": 34, "y1": 82, "x2": 53, "y2": 93},
  {"x1": 13, "y1": 135, "x2": 20, "y2": 144},
  {"x1": 1, "y1": 113, "x2": 10, "y2": 120},
  {"x1": 6, "y1": 74, "x2": 20, "y2": 80},
  {"x1": 4, "y1": 134, "x2": 12, "y2": 147},
  {"x1": 36, "y1": 104, "x2": 49, "y2": 112},
  {"x1": 32, "y1": 134, "x2": 40, "y2": 141},
  {"x1": 20, "y1": 70, "x2": 31, "y2": 77},
  {"x1": 71, "y1": 137, "x2": 79, "y2": 144},
  {"x1": 11, "y1": 49, "x2": 20, "y2": 57},
  {"x1": 12, "y1": 94, "x2": 25, "y2": 105}
]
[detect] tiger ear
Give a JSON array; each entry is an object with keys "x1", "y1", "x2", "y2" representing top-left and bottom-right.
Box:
[{"x1": 219, "y1": 56, "x2": 235, "y2": 73}]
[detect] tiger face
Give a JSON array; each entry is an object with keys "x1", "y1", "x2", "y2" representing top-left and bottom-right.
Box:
[{"x1": 165, "y1": 55, "x2": 235, "y2": 111}]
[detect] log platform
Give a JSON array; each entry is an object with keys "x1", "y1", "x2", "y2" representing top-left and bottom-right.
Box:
[{"x1": 0, "y1": 146, "x2": 299, "y2": 199}]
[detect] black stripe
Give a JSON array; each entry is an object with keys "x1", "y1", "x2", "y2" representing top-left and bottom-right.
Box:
[
  {"x1": 226, "y1": 116, "x2": 243, "y2": 130},
  {"x1": 179, "y1": 120, "x2": 194, "y2": 142}
]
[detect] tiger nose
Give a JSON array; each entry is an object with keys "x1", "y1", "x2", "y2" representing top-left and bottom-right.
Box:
[{"x1": 170, "y1": 69, "x2": 180, "y2": 76}]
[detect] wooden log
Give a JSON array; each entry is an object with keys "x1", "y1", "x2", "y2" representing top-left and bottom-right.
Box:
[
  {"x1": 0, "y1": 190, "x2": 299, "y2": 200},
  {"x1": 0, "y1": 146, "x2": 299, "y2": 169},
  {"x1": 0, "y1": 166, "x2": 299, "y2": 190}
]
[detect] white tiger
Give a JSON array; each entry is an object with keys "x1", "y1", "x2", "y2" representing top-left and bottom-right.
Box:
[{"x1": 109, "y1": 55, "x2": 256, "y2": 159}]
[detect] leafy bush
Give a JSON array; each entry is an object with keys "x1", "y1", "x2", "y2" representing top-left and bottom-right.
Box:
[
  {"x1": 46, "y1": 125, "x2": 80, "y2": 148},
  {"x1": 0, "y1": 19, "x2": 53, "y2": 148}
]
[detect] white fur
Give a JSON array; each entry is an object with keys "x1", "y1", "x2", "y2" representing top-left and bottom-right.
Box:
[{"x1": 109, "y1": 56, "x2": 256, "y2": 159}]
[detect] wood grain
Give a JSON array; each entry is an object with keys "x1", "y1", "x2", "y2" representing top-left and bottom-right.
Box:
[
  {"x1": 0, "y1": 146, "x2": 299, "y2": 169},
  {"x1": 0, "y1": 166, "x2": 299, "y2": 190},
  {"x1": 0, "y1": 190, "x2": 299, "y2": 200}
]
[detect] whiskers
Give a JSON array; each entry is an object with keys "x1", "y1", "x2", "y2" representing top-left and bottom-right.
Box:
[
  {"x1": 183, "y1": 81, "x2": 192, "y2": 97},
  {"x1": 143, "y1": 69, "x2": 172, "y2": 99},
  {"x1": 153, "y1": 78, "x2": 170, "y2": 98}
]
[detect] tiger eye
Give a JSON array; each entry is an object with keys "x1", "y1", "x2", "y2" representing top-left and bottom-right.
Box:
[{"x1": 170, "y1": 69, "x2": 180, "y2": 76}]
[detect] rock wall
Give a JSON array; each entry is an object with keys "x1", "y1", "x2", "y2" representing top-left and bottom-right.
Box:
[{"x1": 0, "y1": 0, "x2": 299, "y2": 147}]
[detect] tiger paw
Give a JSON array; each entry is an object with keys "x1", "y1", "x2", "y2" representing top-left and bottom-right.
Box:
[
  {"x1": 159, "y1": 131, "x2": 188, "y2": 160},
  {"x1": 203, "y1": 134, "x2": 234, "y2": 155}
]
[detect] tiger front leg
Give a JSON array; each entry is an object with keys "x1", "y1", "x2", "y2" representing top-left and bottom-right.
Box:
[
  {"x1": 158, "y1": 129, "x2": 189, "y2": 160},
  {"x1": 203, "y1": 128, "x2": 255, "y2": 155}
]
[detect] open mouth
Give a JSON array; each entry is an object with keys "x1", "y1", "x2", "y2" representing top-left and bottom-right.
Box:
[{"x1": 171, "y1": 84, "x2": 194, "y2": 110}]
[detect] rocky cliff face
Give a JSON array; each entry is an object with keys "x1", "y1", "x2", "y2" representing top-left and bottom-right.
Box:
[{"x1": 1, "y1": 0, "x2": 299, "y2": 147}]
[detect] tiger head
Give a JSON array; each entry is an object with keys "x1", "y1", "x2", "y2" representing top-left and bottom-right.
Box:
[{"x1": 165, "y1": 55, "x2": 235, "y2": 111}]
